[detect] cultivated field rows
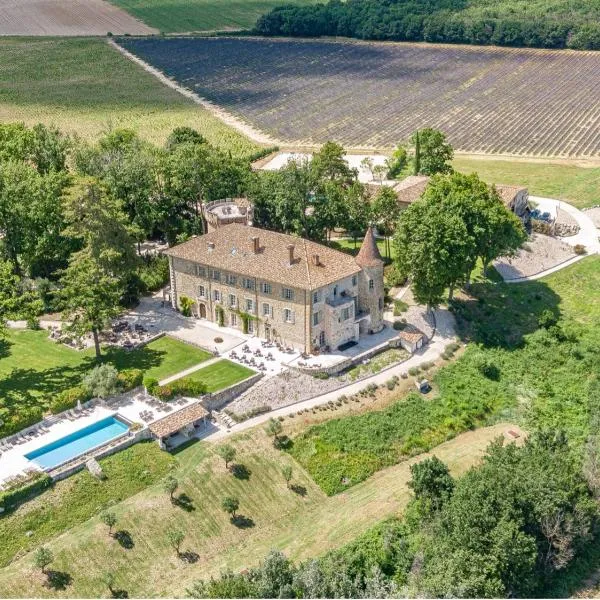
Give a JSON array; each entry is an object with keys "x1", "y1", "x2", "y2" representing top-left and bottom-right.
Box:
[
  {"x1": 0, "y1": 0, "x2": 155, "y2": 35},
  {"x1": 119, "y1": 37, "x2": 600, "y2": 157}
]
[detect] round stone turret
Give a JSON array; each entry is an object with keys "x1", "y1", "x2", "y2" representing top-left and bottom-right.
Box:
[{"x1": 355, "y1": 227, "x2": 385, "y2": 333}]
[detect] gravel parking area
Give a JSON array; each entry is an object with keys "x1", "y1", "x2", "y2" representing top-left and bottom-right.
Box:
[
  {"x1": 585, "y1": 207, "x2": 600, "y2": 228},
  {"x1": 494, "y1": 234, "x2": 574, "y2": 280}
]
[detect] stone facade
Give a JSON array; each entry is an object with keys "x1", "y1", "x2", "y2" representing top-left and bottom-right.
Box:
[{"x1": 166, "y1": 226, "x2": 385, "y2": 353}]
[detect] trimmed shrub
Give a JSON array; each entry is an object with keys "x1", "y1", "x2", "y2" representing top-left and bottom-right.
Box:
[
  {"x1": 574, "y1": 244, "x2": 587, "y2": 255},
  {"x1": 83, "y1": 364, "x2": 119, "y2": 399},
  {"x1": 393, "y1": 320, "x2": 406, "y2": 330},
  {"x1": 49, "y1": 385, "x2": 93, "y2": 415},
  {"x1": 408, "y1": 367, "x2": 420, "y2": 376},
  {"x1": 154, "y1": 379, "x2": 207, "y2": 401},
  {"x1": 179, "y1": 295, "x2": 195, "y2": 317},
  {"x1": 117, "y1": 368, "x2": 144, "y2": 392},
  {"x1": 393, "y1": 300, "x2": 409, "y2": 316},
  {"x1": 143, "y1": 377, "x2": 159, "y2": 395},
  {"x1": 0, "y1": 407, "x2": 45, "y2": 439}
]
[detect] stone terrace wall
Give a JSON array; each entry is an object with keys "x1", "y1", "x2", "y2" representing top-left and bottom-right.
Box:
[{"x1": 201, "y1": 371, "x2": 264, "y2": 411}]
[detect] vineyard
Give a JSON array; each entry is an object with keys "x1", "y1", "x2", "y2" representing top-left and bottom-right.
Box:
[
  {"x1": 119, "y1": 37, "x2": 600, "y2": 158},
  {"x1": 0, "y1": 0, "x2": 155, "y2": 35}
]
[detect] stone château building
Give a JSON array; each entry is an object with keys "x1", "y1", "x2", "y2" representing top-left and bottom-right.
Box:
[{"x1": 164, "y1": 224, "x2": 385, "y2": 353}]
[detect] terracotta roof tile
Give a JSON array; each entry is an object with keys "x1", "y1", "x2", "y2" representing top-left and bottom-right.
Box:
[
  {"x1": 398, "y1": 325, "x2": 425, "y2": 343},
  {"x1": 392, "y1": 175, "x2": 430, "y2": 204},
  {"x1": 494, "y1": 184, "x2": 527, "y2": 207},
  {"x1": 164, "y1": 224, "x2": 360, "y2": 290},
  {"x1": 355, "y1": 227, "x2": 384, "y2": 267},
  {"x1": 149, "y1": 402, "x2": 208, "y2": 439}
]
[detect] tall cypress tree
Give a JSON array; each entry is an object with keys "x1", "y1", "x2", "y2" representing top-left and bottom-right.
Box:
[{"x1": 413, "y1": 129, "x2": 421, "y2": 175}]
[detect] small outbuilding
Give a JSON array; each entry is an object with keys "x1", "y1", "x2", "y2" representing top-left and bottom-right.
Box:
[
  {"x1": 149, "y1": 403, "x2": 209, "y2": 450},
  {"x1": 398, "y1": 327, "x2": 426, "y2": 353}
]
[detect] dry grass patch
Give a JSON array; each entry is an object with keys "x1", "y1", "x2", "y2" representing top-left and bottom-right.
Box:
[{"x1": 0, "y1": 422, "x2": 517, "y2": 598}]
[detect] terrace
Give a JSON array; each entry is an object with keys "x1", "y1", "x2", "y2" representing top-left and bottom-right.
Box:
[{"x1": 0, "y1": 390, "x2": 218, "y2": 489}]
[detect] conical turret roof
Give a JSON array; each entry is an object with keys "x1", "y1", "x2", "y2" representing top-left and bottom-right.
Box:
[{"x1": 355, "y1": 226, "x2": 384, "y2": 267}]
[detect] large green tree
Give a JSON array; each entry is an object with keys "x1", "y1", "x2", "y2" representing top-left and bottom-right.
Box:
[
  {"x1": 393, "y1": 198, "x2": 470, "y2": 308},
  {"x1": 411, "y1": 128, "x2": 454, "y2": 176},
  {"x1": 416, "y1": 434, "x2": 596, "y2": 597},
  {"x1": 60, "y1": 179, "x2": 136, "y2": 357}
]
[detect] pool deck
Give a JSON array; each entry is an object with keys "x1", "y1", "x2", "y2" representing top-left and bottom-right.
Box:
[{"x1": 0, "y1": 391, "x2": 202, "y2": 488}]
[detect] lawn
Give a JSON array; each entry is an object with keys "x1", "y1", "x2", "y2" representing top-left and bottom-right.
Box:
[
  {"x1": 454, "y1": 156, "x2": 600, "y2": 209},
  {"x1": 0, "y1": 38, "x2": 259, "y2": 155},
  {"x1": 290, "y1": 257, "x2": 600, "y2": 495},
  {"x1": 0, "y1": 442, "x2": 175, "y2": 568},
  {"x1": 180, "y1": 359, "x2": 255, "y2": 392},
  {"x1": 0, "y1": 331, "x2": 211, "y2": 435},
  {"x1": 0, "y1": 423, "x2": 511, "y2": 597},
  {"x1": 109, "y1": 0, "x2": 317, "y2": 32}
]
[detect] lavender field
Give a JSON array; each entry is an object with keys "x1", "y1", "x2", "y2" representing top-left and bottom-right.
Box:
[{"x1": 119, "y1": 37, "x2": 600, "y2": 157}]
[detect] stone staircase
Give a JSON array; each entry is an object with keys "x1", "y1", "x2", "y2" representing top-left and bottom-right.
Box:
[{"x1": 213, "y1": 410, "x2": 235, "y2": 429}]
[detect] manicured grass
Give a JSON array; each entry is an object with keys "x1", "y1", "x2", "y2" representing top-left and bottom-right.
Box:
[
  {"x1": 0, "y1": 38, "x2": 259, "y2": 154},
  {"x1": 108, "y1": 335, "x2": 212, "y2": 381},
  {"x1": 0, "y1": 441, "x2": 175, "y2": 568},
  {"x1": 0, "y1": 424, "x2": 510, "y2": 597},
  {"x1": 454, "y1": 157, "x2": 600, "y2": 209},
  {"x1": 0, "y1": 331, "x2": 210, "y2": 430},
  {"x1": 181, "y1": 359, "x2": 255, "y2": 392},
  {"x1": 109, "y1": 0, "x2": 317, "y2": 32}
]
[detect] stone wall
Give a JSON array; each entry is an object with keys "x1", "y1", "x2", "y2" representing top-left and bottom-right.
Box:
[{"x1": 201, "y1": 371, "x2": 265, "y2": 411}]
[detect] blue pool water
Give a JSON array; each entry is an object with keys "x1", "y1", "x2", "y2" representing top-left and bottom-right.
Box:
[{"x1": 25, "y1": 416, "x2": 129, "y2": 470}]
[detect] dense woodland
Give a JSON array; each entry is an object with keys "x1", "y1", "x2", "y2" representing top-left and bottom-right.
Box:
[{"x1": 255, "y1": 0, "x2": 600, "y2": 50}]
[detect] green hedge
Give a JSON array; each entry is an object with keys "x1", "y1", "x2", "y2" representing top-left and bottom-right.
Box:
[
  {"x1": 117, "y1": 368, "x2": 144, "y2": 392},
  {"x1": 0, "y1": 407, "x2": 44, "y2": 439},
  {"x1": 49, "y1": 385, "x2": 93, "y2": 415},
  {"x1": 143, "y1": 376, "x2": 206, "y2": 401},
  {"x1": 0, "y1": 473, "x2": 53, "y2": 512}
]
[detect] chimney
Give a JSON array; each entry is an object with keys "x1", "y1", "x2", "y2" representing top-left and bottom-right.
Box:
[
  {"x1": 287, "y1": 244, "x2": 295, "y2": 265},
  {"x1": 312, "y1": 253, "x2": 320, "y2": 266},
  {"x1": 251, "y1": 236, "x2": 260, "y2": 254},
  {"x1": 207, "y1": 241, "x2": 215, "y2": 251}
]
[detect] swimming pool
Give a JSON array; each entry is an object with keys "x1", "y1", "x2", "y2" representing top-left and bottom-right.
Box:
[{"x1": 25, "y1": 416, "x2": 130, "y2": 471}]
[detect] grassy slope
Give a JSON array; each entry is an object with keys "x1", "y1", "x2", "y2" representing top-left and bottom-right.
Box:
[
  {"x1": 291, "y1": 257, "x2": 600, "y2": 494},
  {"x1": 0, "y1": 442, "x2": 175, "y2": 568},
  {"x1": 0, "y1": 331, "x2": 210, "y2": 413},
  {"x1": 0, "y1": 38, "x2": 258, "y2": 154},
  {"x1": 0, "y1": 423, "x2": 514, "y2": 597},
  {"x1": 181, "y1": 359, "x2": 256, "y2": 392},
  {"x1": 454, "y1": 157, "x2": 600, "y2": 209},
  {"x1": 109, "y1": 0, "x2": 317, "y2": 32}
]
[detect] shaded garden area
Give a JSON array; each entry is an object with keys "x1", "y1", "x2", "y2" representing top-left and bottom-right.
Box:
[{"x1": 0, "y1": 332, "x2": 211, "y2": 437}]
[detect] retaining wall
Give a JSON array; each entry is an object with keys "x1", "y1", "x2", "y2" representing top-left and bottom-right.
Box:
[{"x1": 201, "y1": 372, "x2": 264, "y2": 411}]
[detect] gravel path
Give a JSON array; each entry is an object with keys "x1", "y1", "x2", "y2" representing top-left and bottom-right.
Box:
[
  {"x1": 494, "y1": 233, "x2": 574, "y2": 280},
  {"x1": 585, "y1": 207, "x2": 600, "y2": 228}
]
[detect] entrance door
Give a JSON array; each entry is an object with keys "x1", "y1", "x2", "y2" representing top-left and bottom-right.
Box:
[
  {"x1": 198, "y1": 303, "x2": 207, "y2": 319},
  {"x1": 265, "y1": 325, "x2": 271, "y2": 340}
]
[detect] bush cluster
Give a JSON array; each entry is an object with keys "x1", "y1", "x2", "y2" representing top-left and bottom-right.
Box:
[
  {"x1": 49, "y1": 385, "x2": 93, "y2": 415},
  {"x1": 255, "y1": 0, "x2": 600, "y2": 50},
  {"x1": 0, "y1": 473, "x2": 53, "y2": 512},
  {"x1": 144, "y1": 377, "x2": 207, "y2": 401}
]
